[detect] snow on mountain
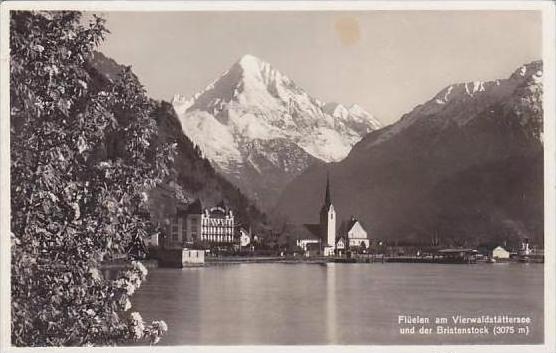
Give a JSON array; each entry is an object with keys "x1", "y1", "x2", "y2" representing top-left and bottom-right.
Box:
[
  {"x1": 359, "y1": 60, "x2": 543, "y2": 151},
  {"x1": 172, "y1": 93, "x2": 194, "y2": 115},
  {"x1": 172, "y1": 54, "x2": 381, "y2": 209},
  {"x1": 323, "y1": 102, "x2": 350, "y2": 120},
  {"x1": 323, "y1": 102, "x2": 382, "y2": 133},
  {"x1": 174, "y1": 54, "x2": 381, "y2": 164},
  {"x1": 177, "y1": 110, "x2": 243, "y2": 172}
]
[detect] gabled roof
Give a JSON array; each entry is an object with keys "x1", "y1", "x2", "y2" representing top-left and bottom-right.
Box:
[
  {"x1": 284, "y1": 223, "x2": 321, "y2": 241},
  {"x1": 304, "y1": 224, "x2": 321, "y2": 238},
  {"x1": 346, "y1": 218, "x2": 359, "y2": 232},
  {"x1": 345, "y1": 217, "x2": 369, "y2": 235}
]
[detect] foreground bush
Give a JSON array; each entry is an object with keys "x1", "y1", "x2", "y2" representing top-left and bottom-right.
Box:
[{"x1": 10, "y1": 11, "x2": 174, "y2": 346}]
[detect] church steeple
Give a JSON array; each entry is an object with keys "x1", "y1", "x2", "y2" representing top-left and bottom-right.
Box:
[
  {"x1": 324, "y1": 172, "x2": 331, "y2": 207},
  {"x1": 320, "y1": 172, "x2": 336, "y2": 252}
]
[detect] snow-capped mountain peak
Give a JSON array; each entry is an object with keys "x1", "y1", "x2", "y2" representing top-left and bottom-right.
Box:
[
  {"x1": 238, "y1": 53, "x2": 262, "y2": 69},
  {"x1": 236, "y1": 54, "x2": 288, "y2": 84},
  {"x1": 323, "y1": 102, "x2": 382, "y2": 134},
  {"x1": 172, "y1": 54, "x2": 382, "y2": 208}
]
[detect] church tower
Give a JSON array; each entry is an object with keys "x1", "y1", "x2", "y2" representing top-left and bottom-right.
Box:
[{"x1": 320, "y1": 174, "x2": 336, "y2": 252}]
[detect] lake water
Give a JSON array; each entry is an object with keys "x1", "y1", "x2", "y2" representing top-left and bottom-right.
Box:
[{"x1": 131, "y1": 262, "x2": 544, "y2": 345}]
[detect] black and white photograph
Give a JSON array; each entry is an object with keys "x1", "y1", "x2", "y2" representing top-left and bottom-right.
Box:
[{"x1": 0, "y1": 1, "x2": 555, "y2": 352}]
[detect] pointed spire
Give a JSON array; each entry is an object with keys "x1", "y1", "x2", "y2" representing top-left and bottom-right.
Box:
[{"x1": 324, "y1": 172, "x2": 331, "y2": 207}]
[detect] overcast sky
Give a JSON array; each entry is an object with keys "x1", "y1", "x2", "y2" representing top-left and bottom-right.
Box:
[{"x1": 98, "y1": 11, "x2": 541, "y2": 125}]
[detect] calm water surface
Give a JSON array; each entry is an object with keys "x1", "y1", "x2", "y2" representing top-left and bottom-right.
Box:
[{"x1": 131, "y1": 263, "x2": 543, "y2": 345}]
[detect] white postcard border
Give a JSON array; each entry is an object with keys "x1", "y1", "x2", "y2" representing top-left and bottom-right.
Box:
[{"x1": 0, "y1": 2, "x2": 554, "y2": 353}]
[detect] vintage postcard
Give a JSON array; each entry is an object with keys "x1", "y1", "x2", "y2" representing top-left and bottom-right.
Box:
[{"x1": 0, "y1": 1, "x2": 555, "y2": 353}]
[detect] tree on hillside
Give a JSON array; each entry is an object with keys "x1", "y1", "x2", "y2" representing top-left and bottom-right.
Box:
[{"x1": 10, "y1": 11, "x2": 174, "y2": 346}]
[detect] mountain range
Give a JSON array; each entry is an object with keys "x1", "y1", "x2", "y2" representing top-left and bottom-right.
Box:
[
  {"x1": 276, "y1": 61, "x2": 544, "y2": 247},
  {"x1": 172, "y1": 54, "x2": 382, "y2": 210},
  {"x1": 93, "y1": 50, "x2": 544, "y2": 247}
]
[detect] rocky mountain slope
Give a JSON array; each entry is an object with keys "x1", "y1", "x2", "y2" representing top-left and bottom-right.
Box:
[
  {"x1": 276, "y1": 61, "x2": 544, "y2": 247},
  {"x1": 172, "y1": 54, "x2": 381, "y2": 209},
  {"x1": 89, "y1": 52, "x2": 267, "y2": 232}
]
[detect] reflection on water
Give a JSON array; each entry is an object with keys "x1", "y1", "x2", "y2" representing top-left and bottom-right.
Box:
[
  {"x1": 130, "y1": 263, "x2": 543, "y2": 345},
  {"x1": 326, "y1": 263, "x2": 337, "y2": 344}
]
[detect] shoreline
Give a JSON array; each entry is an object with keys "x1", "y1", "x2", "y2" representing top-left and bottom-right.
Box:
[
  {"x1": 203, "y1": 255, "x2": 544, "y2": 265},
  {"x1": 101, "y1": 255, "x2": 544, "y2": 269}
]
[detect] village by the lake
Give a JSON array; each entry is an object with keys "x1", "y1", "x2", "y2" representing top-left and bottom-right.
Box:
[{"x1": 137, "y1": 176, "x2": 545, "y2": 268}]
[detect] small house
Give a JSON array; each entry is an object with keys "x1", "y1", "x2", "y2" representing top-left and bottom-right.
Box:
[
  {"x1": 492, "y1": 246, "x2": 510, "y2": 259},
  {"x1": 239, "y1": 228, "x2": 251, "y2": 247},
  {"x1": 336, "y1": 236, "x2": 346, "y2": 256},
  {"x1": 345, "y1": 217, "x2": 370, "y2": 250}
]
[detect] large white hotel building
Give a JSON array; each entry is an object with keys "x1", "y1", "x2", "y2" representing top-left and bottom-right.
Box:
[{"x1": 168, "y1": 199, "x2": 235, "y2": 248}]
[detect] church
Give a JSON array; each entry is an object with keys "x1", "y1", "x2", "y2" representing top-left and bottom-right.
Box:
[{"x1": 290, "y1": 175, "x2": 370, "y2": 256}]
